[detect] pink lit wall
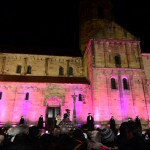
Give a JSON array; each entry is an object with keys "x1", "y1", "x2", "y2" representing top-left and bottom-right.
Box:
[
  {"x1": 84, "y1": 39, "x2": 150, "y2": 126},
  {"x1": 0, "y1": 79, "x2": 149, "y2": 126},
  {"x1": 0, "y1": 82, "x2": 92, "y2": 126},
  {"x1": 90, "y1": 69, "x2": 149, "y2": 122}
]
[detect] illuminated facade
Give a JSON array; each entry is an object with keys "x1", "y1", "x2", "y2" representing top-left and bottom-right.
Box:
[{"x1": 0, "y1": 0, "x2": 150, "y2": 128}]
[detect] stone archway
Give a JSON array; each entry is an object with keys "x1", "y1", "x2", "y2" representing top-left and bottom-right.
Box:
[
  {"x1": 45, "y1": 97, "x2": 62, "y2": 131},
  {"x1": 46, "y1": 97, "x2": 61, "y2": 107},
  {"x1": 44, "y1": 95, "x2": 65, "y2": 106}
]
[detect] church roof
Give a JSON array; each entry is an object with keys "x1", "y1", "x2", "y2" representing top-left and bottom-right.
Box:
[{"x1": 93, "y1": 21, "x2": 138, "y2": 41}]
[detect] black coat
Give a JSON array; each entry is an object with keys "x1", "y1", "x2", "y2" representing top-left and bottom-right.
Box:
[
  {"x1": 37, "y1": 117, "x2": 44, "y2": 129},
  {"x1": 86, "y1": 115, "x2": 94, "y2": 130},
  {"x1": 110, "y1": 118, "x2": 117, "y2": 136},
  {"x1": 19, "y1": 118, "x2": 25, "y2": 125}
]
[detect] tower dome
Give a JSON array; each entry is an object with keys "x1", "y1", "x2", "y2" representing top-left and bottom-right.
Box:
[{"x1": 79, "y1": 0, "x2": 114, "y2": 53}]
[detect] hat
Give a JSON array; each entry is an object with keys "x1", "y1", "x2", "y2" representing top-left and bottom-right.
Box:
[
  {"x1": 90, "y1": 130, "x2": 101, "y2": 142},
  {"x1": 66, "y1": 109, "x2": 70, "y2": 112},
  {"x1": 100, "y1": 127, "x2": 115, "y2": 142}
]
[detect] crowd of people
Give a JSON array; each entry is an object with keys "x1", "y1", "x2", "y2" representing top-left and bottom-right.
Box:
[{"x1": 0, "y1": 113, "x2": 150, "y2": 150}]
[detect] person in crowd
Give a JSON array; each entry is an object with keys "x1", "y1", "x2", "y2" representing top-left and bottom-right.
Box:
[
  {"x1": 38, "y1": 132, "x2": 55, "y2": 150},
  {"x1": 3, "y1": 125, "x2": 37, "y2": 150},
  {"x1": 5, "y1": 126, "x2": 38, "y2": 150},
  {"x1": 124, "y1": 121, "x2": 150, "y2": 150},
  {"x1": 116, "y1": 122, "x2": 128, "y2": 150},
  {"x1": 109, "y1": 116, "x2": 117, "y2": 136},
  {"x1": 87, "y1": 129, "x2": 115, "y2": 150},
  {"x1": 135, "y1": 115, "x2": 142, "y2": 131},
  {"x1": 65, "y1": 109, "x2": 70, "y2": 119},
  {"x1": 6, "y1": 125, "x2": 29, "y2": 142},
  {"x1": 0, "y1": 134, "x2": 4, "y2": 149},
  {"x1": 55, "y1": 125, "x2": 72, "y2": 150},
  {"x1": 59, "y1": 111, "x2": 73, "y2": 129},
  {"x1": 28, "y1": 126, "x2": 40, "y2": 142},
  {"x1": 53, "y1": 127, "x2": 61, "y2": 137},
  {"x1": 37, "y1": 115, "x2": 44, "y2": 129},
  {"x1": 71, "y1": 128, "x2": 88, "y2": 150},
  {"x1": 55, "y1": 113, "x2": 61, "y2": 127},
  {"x1": 144, "y1": 129, "x2": 150, "y2": 143},
  {"x1": 19, "y1": 116, "x2": 25, "y2": 125},
  {"x1": 86, "y1": 113, "x2": 94, "y2": 131},
  {"x1": 100, "y1": 126, "x2": 116, "y2": 148},
  {"x1": 127, "y1": 117, "x2": 133, "y2": 122}
]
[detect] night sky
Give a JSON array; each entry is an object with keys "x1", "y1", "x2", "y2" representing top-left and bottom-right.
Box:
[{"x1": 0, "y1": 0, "x2": 149, "y2": 56}]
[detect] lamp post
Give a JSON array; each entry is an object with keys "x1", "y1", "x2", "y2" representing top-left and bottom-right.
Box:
[{"x1": 72, "y1": 93, "x2": 77, "y2": 125}]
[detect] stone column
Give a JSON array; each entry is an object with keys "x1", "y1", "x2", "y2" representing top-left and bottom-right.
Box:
[
  {"x1": 1, "y1": 57, "x2": 6, "y2": 74},
  {"x1": 24, "y1": 58, "x2": 27, "y2": 75},
  {"x1": 118, "y1": 70, "x2": 124, "y2": 120},
  {"x1": 72, "y1": 93, "x2": 77, "y2": 125},
  {"x1": 103, "y1": 41, "x2": 110, "y2": 67},
  {"x1": 105, "y1": 72, "x2": 111, "y2": 118},
  {"x1": 66, "y1": 60, "x2": 70, "y2": 76},
  {"x1": 141, "y1": 76, "x2": 150, "y2": 125},
  {"x1": 45, "y1": 58, "x2": 49, "y2": 76},
  {"x1": 125, "y1": 43, "x2": 131, "y2": 68},
  {"x1": 128, "y1": 71, "x2": 136, "y2": 116}
]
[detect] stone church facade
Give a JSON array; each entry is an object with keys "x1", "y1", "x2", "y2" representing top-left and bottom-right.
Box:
[{"x1": 0, "y1": 0, "x2": 150, "y2": 128}]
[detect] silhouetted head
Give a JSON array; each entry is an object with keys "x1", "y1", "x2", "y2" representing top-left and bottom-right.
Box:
[{"x1": 88, "y1": 113, "x2": 92, "y2": 116}]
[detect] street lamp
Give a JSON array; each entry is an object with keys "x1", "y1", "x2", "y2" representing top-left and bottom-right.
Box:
[{"x1": 72, "y1": 93, "x2": 77, "y2": 125}]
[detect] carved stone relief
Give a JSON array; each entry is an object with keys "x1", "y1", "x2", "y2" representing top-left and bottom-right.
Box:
[{"x1": 44, "y1": 95, "x2": 65, "y2": 106}]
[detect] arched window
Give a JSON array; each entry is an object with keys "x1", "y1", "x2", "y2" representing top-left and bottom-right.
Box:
[
  {"x1": 115, "y1": 55, "x2": 121, "y2": 67},
  {"x1": 0, "y1": 92, "x2": 2, "y2": 100},
  {"x1": 68, "y1": 67, "x2": 73, "y2": 76},
  {"x1": 59, "y1": 66, "x2": 64, "y2": 75},
  {"x1": 123, "y1": 78, "x2": 129, "y2": 90},
  {"x1": 27, "y1": 65, "x2": 32, "y2": 74},
  {"x1": 111, "y1": 78, "x2": 117, "y2": 89},
  {"x1": 25, "y1": 92, "x2": 29, "y2": 100},
  {"x1": 79, "y1": 94, "x2": 82, "y2": 101},
  {"x1": 16, "y1": 65, "x2": 22, "y2": 73}
]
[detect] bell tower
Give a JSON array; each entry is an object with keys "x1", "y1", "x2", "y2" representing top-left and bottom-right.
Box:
[{"x1": 79, "y1": 0, "x2": 114, "y2": 53}]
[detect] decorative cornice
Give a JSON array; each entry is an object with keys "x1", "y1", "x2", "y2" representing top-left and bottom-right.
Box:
[
  {"x1": 93, "y1": 67, "x2": 143, "y2": 71},
  {"x1": 90, "y1": 38, "x2": 140, "y2": 44}
]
